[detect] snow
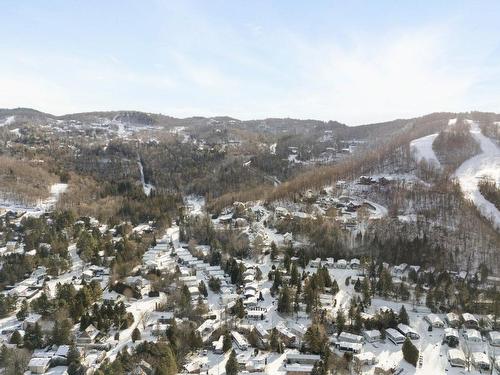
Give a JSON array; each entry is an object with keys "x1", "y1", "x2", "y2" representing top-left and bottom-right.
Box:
[
  {"x1": 0, "y1": 183, "x2": 68, "y2": 217},
  {"x1": 270, "y1": 143, "x2": 277, "y2": 155},
  {"x1": 454, "y1": 123, "x2": 500, "y2": 229},
  {"x1": 137, "y1": 159, "x2": 154, "y2": 196},
  {"x1": 410, "y1": 133, "x2": 441, "y2": 168},
  {"x1": 185, "y1": 195, "x2": 205, "y2": 216},
  {"x1": 0, "y1": 116, "x2": 15, "y2": 127}
]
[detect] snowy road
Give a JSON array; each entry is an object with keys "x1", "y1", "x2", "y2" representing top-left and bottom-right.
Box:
[{"x1": 454, "y1": 123, "x2": 500, "y2": 229}]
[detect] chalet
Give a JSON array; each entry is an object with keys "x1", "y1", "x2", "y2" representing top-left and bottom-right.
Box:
[
  {"x1": 77, "y1": 324, "x2": 100, "y2": 345},
  {"x1": 397, "y1": 323, "x2": 420, "y2": 340},
  {"x1": 386, "y1": 328, "x2": 405, "y2": 345},
  {"x1": 447, "y1": 348, "x2": 466, "y2": 368},
  {"x1": 363, "y1": 329, "x2": 381, "y2": 343},
  {"x1": 424, "y1": 314, "x2": 444, "y2": 328},
  {"x1": 276, "y1": 325, "x2": 297, "y2": 348},
  {"x1": 283, "y1": 232, "x2": 293, "y2": 244},
  {"x1": 461, "y1": 313, "x2": 479, "y2": 328},
  {"x1": 471, "y1": 352, "x2": 490, "y2": 371},
  {"x1": 335, "y1": 341, "x2": 362, "y2": 353},
  {"x1": 253, "y1": 324, "x2": 269, "y2": 343},
  {"x1": 23, "y1": 313, "x2": 42, "y2": 330},
  {"x1": 336, "y1": 259, "x2": 347, "y2": 269},
  {"x1": 218, "y1": 213, "x2": 233, "y2": 225},
  {"x1": 354, "y1": 352, "x2": 377, "y2": 366},
  {"x1": 324, "y1": 258, "x2": 335, "y2": 268},
  {"x1": 350, "y1": 258, "x2": 360, "y2": 269},
  {"x1": 463, "y1": 329, "x2": 482, "y2": 343},
  {"x1": 488, "y1": 331, "x2": 500, "y2": 346},
  {"x1": 212, "y1": 335, "x2": 224, "y2": 354},
  {"x1": 285, "y1": 364, "x2": 313, "y2": 375},
  {"x1": 28, "y1": 357, "x2": 51, "y2": 374},
  {"x1": 338, "y1": 332, "x2": 363, "y2": 344},
  {"x1": 286, "y1": 353, "x2": 320, "y2": 366},
  {"x1": 102, "y1": 291, "x2": 126, "y2": 304},
  {"x1": 443, "y1": 328, "x2": 459, "y2": 347},
  {"x1": 232, "y1": 331, "x2": 249, "y2": 350},
  {"x1": 309, "y1": 258, "x2": 321, "y2": 268},
  {"x1": 445, "y1": 312, "x2": 460, "y2": 328}
]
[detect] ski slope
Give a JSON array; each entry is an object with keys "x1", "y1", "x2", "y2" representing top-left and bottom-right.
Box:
[
  {"x1": 410, "y1": 133, "x2": 441, "y2": 167},
  {"x1": 454, "y1": 123, "x2": 500, "y2": 229}
]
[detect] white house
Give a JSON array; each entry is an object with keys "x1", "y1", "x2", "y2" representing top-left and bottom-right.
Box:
[
  {"x1": 363, "y1": 329, "x2": 381, "y2": 343},
  {"x1": 447, "y1": 348, "x2": 466, "y2": 368},
  {"x1": 424, "y1": 313, "x2": 444, "y2": 328}
]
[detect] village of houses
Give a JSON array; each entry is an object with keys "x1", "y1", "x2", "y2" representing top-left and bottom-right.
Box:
[{"x1": 0, "y1": 186, "x2": 499, "y2": 375}]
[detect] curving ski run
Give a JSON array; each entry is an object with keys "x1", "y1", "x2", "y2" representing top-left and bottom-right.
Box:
[{"x1": 454, "y1": 123, "x2": 500, "y2": 229}]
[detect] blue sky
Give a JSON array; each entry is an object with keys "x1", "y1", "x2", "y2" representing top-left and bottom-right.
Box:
[{"x1": 1, "y1": 1, "x2": 499, "y2": 125}]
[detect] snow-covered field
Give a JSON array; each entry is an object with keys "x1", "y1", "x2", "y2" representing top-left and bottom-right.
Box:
[
  {"x1": 0, "y1": 183, "x2": 68, "y2": 217},
  {"x1": 454, "y1": 123, "x2": 500, "y2": 229},
  {"x1": 410, "y1": 133, "x2": 440, "y2": 168}
]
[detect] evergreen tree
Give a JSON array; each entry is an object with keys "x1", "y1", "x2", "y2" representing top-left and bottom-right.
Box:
[
  {"x1": 52, "y1": 319, "x2": 72, "y2": 345},
  {"x1": 131, "y1": 327, "x2": 141, "y2": 342},
  {"x1": 23, "y1": 323, "x2": 44, "y2": 350},
  {"x1": 398, "y1": 305, "x2": 409, "y2": 325},
  {"x1": 233, "y1": 299, "x2": 245, "y2": 319},
  {"x1": 225, "y1": 350, "x2": 239, "y2": 375},
  {"x1": 331, "y1": 279, "x2": 339, "y2": 295},
  {"x1": 67, "y1": 344, "x2": 81, "y2": 375},
  {"x1": 198, "y1": 281, "x2": 208, "y2": 297},
  {"x1": 277, "y1": 285, "x2": 292, "y2": 314},
  {"x1": 223, "y1": 331, "x2": 232, "y2": 352},
  {"x1": 362, "y1": 277, "x2": 371, "y2": 305},
  {"x1": 270, "y1": 241, "x2": 278, "y2": 261},
  {"x1": 290, "y1": 263, "x2": 299, "y2": 286},
  {"x1": 16, "y1": 300, "x2": 28, "y2": 321},
  {"x1": 402, "y1": 337, "x2": 419, "y2": 366},
  {"x1": 335, "y1": 310, "x2": 345, "y2": 335},
  {"x1": 10, "y1": 330, "x2": 22, "y2": 346}
]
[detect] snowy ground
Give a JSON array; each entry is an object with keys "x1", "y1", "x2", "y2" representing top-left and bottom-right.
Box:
[
  {"x1": 0, "y1": 183, "x2": 68, "y2": 217},
  {"x1": 454, "y1": 123, "x2": 500, "y2": 229},
  {"x1": 410, "y1": 134, "x2": 441, "y2": 168},
  {"x1": 0, "y1": 115, "x2": 15, "y2": 127},
  {"x1": 185, "y1": 195, "x2": 206, "y2": 216}
]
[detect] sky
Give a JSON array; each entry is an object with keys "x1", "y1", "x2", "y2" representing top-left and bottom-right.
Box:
[{"x1": 1, "y1": 1, "x2": 499, "y2": 125}]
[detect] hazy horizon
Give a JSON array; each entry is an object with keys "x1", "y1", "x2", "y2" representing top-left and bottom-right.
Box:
[{"x1": 1, "y1": 1, "x2": 500, "y2": 125}]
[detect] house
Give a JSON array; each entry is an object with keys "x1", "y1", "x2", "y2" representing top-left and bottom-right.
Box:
[
  {"x1": 424, "y1": 313, "x2": 444, "y2": 328},
  {"x1": 283, "y1": 232, "x2": 293, "y2": 244},
  {"x1": 77, "y1": 324, "x2": 100, "y2": 345},
  {"x1": 386, "y1": 328, "x2": 405, "y2": 345},
  {"x1": 102, "y1": 291, "x2": 126, "y2": 304},
  {"x1": 276, "y1": 325, "x2": 297, "y2": 348},
  {"x1": 463, "y1": 329, "x2": 482, "y2": 343},
  {"x1": 338, "y1": 332, "x2": 363, "y2": 344},
  {"x1": 212, "y1": 335, "x2": 224, "y2": 354},
  {"x1": 397, "y1": 323, "x2": 420, "y2": 340},
  {"x1": 447, "y1": 348, "x2": 466, "y2": 368},
  {"x1": 336, "y1": 259, "x2": 347, "y2": 269},
  {"x1": 350, "y1": 258, "x2": 360, "y2": 269},
  {"x1": 309, "y1": 258, "x2": 321, "y2": 268},
  {"x1": 461, "y1": 313, "x2": 479, "y2": 328},
  {"x1": 335, "y1": 341, "x2": 362, "y2": 353},
  {"x1": 354, "y1": 352, "x2": 377, "y2": 366},
  {"x1": 363, "y1": 329, "x2": 381, "y2": 343},
  {"x1": 23, "y1": 313, "x2": 42, "y2": 330},
  {"x1": 445, "y1": 312, "x2": 460, "y2": 328},
  {"x1": 253, "y1": 324, "x2": 269, "y2": 343},
  {"x1": 471, "y1": 352, "x2": 490, "y2": 371},
  {"x1": 232, "y1": 331, "x2": 249, "y2": 350},
  {"x1": 28, "y1": 357, "x2": 51, "y2": 374},
  {"x1": 488, "y1": 331, "x2": 500, "y2": 346},
  {"x1": 286, "y1": 353, "x2": 321, "y2": 365},
  {"x1": 285, "y1": 364, "x2": 313, "y2": 375},
  {"x1": 443, "y1": 328, "x2": 459, "y2": 347}
]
